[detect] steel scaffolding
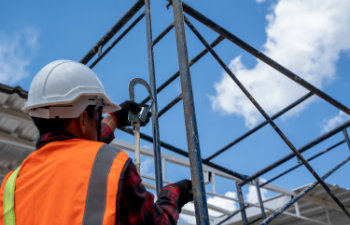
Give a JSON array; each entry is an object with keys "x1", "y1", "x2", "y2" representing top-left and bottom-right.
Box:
[{"x1": 79, "y1": 0, "x2": 350, "y2": 224}]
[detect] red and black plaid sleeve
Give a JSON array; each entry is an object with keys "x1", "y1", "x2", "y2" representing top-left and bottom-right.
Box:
[
  {"x1": 101, "y1": 122, "x2": 115, "y2": 144},
  {"x1": 101, "y1": 120, "x2": 180, "y2": 224},
  {"x1": 117, "y1": 162, "x2": 180, "y2": 225}
]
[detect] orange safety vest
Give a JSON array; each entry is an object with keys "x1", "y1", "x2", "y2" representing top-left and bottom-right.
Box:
[{"x1": 0, "y1": 138, "x2": 129, "y2": 225}]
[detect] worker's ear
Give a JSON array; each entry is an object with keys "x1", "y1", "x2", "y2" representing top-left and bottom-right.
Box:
[{"x1": 79, "y1": 111, "x2": 88, "y2": 134}]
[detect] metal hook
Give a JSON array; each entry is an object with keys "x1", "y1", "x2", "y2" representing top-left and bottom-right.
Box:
[
  {"x1": 128, "y1": 78, "x2": 154, "y2": 174},
  {"x1": 128, "y1": 78, "x2": 154, "y2": 124}
]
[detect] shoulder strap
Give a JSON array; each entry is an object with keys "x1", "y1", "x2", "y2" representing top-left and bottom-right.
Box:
[{"x1": 3, "y1": 166, "x2": 21, "y2": 225}]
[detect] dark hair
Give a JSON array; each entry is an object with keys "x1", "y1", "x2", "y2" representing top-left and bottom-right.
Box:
[{"x1": 31, "y1": 105, "x2": 96, "y2": 135}]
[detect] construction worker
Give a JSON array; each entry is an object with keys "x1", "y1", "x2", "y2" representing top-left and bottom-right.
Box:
[{"x1": 0, "y1": 60, "x2": 193, "y2": 225}]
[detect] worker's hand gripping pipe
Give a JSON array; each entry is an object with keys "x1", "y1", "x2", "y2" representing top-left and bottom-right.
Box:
[{"x1": 128, "y1": 78, "x2": 154, "y2": 174}]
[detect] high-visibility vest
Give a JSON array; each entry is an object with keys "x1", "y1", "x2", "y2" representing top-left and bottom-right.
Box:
[{"x1": 0, "y1": 139, "x2": 129, "y2": 225}]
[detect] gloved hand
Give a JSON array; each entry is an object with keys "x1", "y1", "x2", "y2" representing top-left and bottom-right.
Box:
[
  {"x1": 109, "y1": 101, "x2": 151, "y2": 127},
  {"x1": 171, "y1": 179, "x2": 193, "y2": 209}
]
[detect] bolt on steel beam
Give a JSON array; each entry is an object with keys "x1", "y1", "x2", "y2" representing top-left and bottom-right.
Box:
[
  {"x1": 171, "y1": 0, "x2": 210, "y2": 223},
  {"x1": 181, "y1": 1, "x2": 350, "y2": 115},
  {"x1": 184, "y1": 15, "x2": 350, "y2": 218},
  {"x1": 80, "y1": 0, "x2": 144, "y2": 65},
  {"x1": 145, "y1": 0, "x2": 163, "y2": 194}
]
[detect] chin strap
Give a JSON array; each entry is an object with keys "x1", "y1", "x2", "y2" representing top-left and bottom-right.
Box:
[{"x1": 97, "y1": 107, "x2": 102, "y2": 142}]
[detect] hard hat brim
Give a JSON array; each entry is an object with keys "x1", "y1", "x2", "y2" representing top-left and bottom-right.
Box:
[{"x1": 26, "y1": 95, "x2": 120, "y2": 119}]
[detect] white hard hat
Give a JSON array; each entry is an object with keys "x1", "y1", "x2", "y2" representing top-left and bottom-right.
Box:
[{"x1": 23, "y1": 60, "x2": 120, "y2": 118}]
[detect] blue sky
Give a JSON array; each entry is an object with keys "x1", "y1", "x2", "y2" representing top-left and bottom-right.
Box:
[{"x1": 1, "y1": 0, "x2": 350, "y2": 220}]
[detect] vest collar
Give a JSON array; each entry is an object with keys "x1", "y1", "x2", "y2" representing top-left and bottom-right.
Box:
[{"x1": 36, "y1": 132, "x2": 76, "y2": 149}]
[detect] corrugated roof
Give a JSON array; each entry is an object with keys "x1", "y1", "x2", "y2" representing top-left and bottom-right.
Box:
[
  {"x1": 0, "y1": 83, "x2": 36, "y2": 182},
  {"x1": 0, "y1": 83, "x2": 28, "y2": 98}
]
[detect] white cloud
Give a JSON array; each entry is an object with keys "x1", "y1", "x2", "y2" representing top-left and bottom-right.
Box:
[
  {"x1": 0, "y1": 28, "x2": 39, "y2": 84},
  {"x1": 140, "y1": 157, "x2": 154, "y2": 176},
  {"x1": 246, "y1": 183, "x2": 268, "y2": 204},
  {"x1": 210, "y1": 0, "x2": 350, "y2": 128},
  {"x1": 180, "y1": 186, "x2": 269, "y2": 224},
  {"x1": 207, "y1": 191, "x2": 237, "y2": 217},
  {"x1": 321, "y1": 111, "x2": 350, "y2": 133},
  {"x1": 180, "y1": 203, "x2": 196, "y2": 224},
  {"x1": 256, "y1": 0, "x2": 266, "y2": 3},
  {"x1": 180, "y1": 191, "x2": 237, "y2": 224}
]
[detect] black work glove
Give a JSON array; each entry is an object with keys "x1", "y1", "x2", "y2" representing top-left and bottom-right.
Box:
[
  {"x1": 110, "y1": 100, "x2": 151, "y2": 127},
  {"x1": 172, "y1": 179, "x2": 193, "y2": 210}
]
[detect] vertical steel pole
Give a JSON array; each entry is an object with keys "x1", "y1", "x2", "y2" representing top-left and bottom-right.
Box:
[
  {"x1": 236, "y1": 182, "x2": 248, "y2": 225},
  {"x1": 255, "y1": 179, "x2": 266, "y2": 219},
  {"x1": 212, "y1": 172, "x2": 216, "y2": 194},
  {"x1": 145, "y1": 0, "x2": 163, "y2": 194},
  {"x1": 171, "y1": 0, "x2": 210, "y2": 224},
  {"x1": 133, "y1": 123, "x2": 141, "y2": 174}
]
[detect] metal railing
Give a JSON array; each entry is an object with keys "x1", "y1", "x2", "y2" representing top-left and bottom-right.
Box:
[{"x1": 79, "y1": 0, "x2": 350, "y2": 224}]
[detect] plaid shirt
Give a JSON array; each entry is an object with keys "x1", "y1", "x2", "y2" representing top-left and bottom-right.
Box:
[{"x1": 36, "y1": 122, "x2": 181, "y2": 225}]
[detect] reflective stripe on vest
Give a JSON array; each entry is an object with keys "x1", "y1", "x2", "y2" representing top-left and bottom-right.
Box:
[
  {"x1": 83, "y1": 144, "x2": 120, "y2": 225},
  {"x1": 3, "y1": 167, "x2": 21, "y2": 225}
]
